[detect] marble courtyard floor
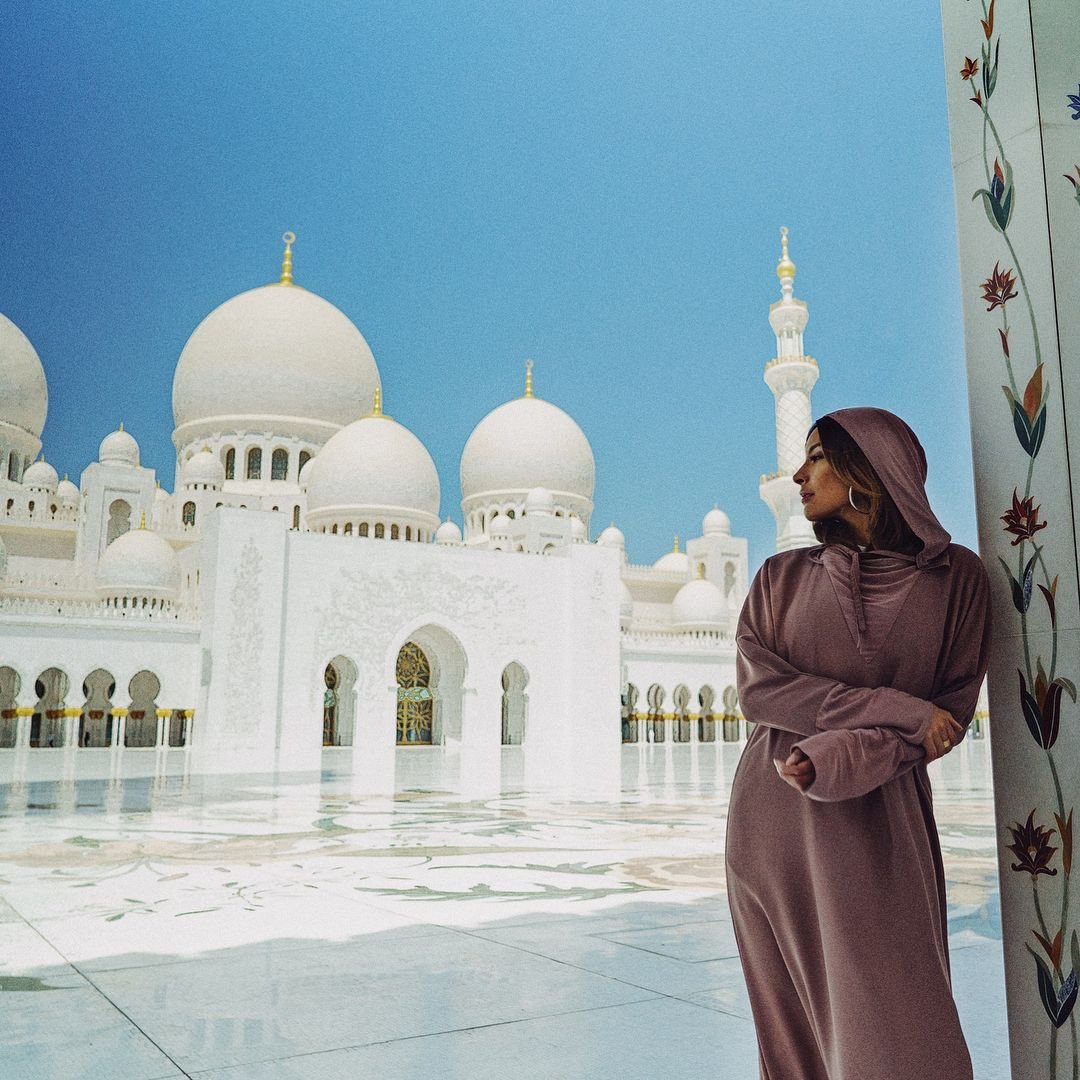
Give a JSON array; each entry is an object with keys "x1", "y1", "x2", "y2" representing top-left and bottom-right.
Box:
[{"x1": 0, "y1": 741, "x2": 1006, "y2": 1079}]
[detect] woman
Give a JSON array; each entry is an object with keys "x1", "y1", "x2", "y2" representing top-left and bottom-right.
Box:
[{"x1": 725, "y1": 407, "x2": 991, "y2": 1080}]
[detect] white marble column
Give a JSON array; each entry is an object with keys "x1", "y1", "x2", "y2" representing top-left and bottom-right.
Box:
[{"x1": 941, "y1": 3, "x2": 1080, "y2": 1075}]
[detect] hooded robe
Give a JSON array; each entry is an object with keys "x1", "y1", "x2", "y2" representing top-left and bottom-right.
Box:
[{"x1": 725, "y1": 408, "x2": 991, "y2": 1080}]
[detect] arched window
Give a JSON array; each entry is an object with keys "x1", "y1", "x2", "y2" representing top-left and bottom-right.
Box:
[
  {"x1": 271, "y1": 448, "x2": 288, "y2": 481},
  {"x1": 182, "y1": 501, "x2": 196, "y2": 526},
  {"x1": 390, "y1": 524, "x2": 400, "y2": 540},
  {"x1": 224, "y1": 448, "x2": 236, "y2": 480},
  {"x1": 359, "y1": 522, "x2": 369, "y2": 537},
  {"x1": 507, "y1": 509, "x2": 515, "y2": 520},
  {"x1": 28, "y1": 500, "x2": 35, "y2": 514},
  {"x1": 106, "y1": 499, "x2": 131, "y2": 545},
  {"x1": 374, "y1": 522, "x2": 385, "y2": 539},
  {"x1": 331, "y1": 523, "x2": 339, "y2": 534},
  {"x1": 343, "y1": 522, "x2": 353, "y2": 535},
  {"x1": 405, "y1": 526, "x2": 412, "y2": 541},
  {"x1": 7, "y1": 451, "x2": 17, "y2": 481},
  {"x1": 246, "y1": 447, "x2": 261, "y2": 480},
  {"x1": 292, "y1": 505, "x2": 300, "y2": 529},
  {"x1": 299, "y1": 450, "x2": 311, "y2": 472}
]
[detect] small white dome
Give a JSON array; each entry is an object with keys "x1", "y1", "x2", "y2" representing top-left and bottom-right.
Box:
[
  {"x1": 23, "y1": 458, "x2": 58, "y2": 492},
  {"x1": 435, "y1": 519, "x2": 463, "y2": 545},
  {"x1": 619, "y1": 581, "x2": 634, "y2": 627},
  {"x1": 570, "y1": 516, "x2": 587, "y2": 542},
  {"x1": 0, "y1": 313, "x2": 48, "y2": 438},
  {"x1": 172, "y1": 282, "x2": 380, "y2": 439},
  {"x1": 56, "y1": 477, "x2": 79, "y2": 507},
  {"x1": 490, "y1": 512, "x2": 512, "y2": 534},
  {"x1": 524, "y1": 486, "x2": 555, "y2": 516},
  {"x1": 461, "y1": 393, "x2": 595, "y2": 513},
  {"x1": 597, "y1": 523, "x2": 625, "y2": 549},
  {"x1": 306, "y1": 413, "x2": 440, "y2": 527},
  {"x1": 298, "y1": 456, "x2": 315, "y2": 489},
  {"x1": 182, "y1": 448, "x2": 225, "y2": 489},
  {"x1": 96, "y1": 527, "x2": 181, "y2": 601},
  {"x1": 703, "y1": 505, "x2": 731, "y2": 536},
  {"x1": 654, "y1": 548, "x2": 690, "y2": 574},
  {"x1": 671, "y1": 575, "x2": 727, "y2": 629},
  {"x1": 99, "y1": 426, "x2": 139, "y2": 468}
]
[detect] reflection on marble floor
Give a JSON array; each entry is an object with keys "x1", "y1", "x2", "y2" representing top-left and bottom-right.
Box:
[{"x1": 0, "y1": 740, "x2": 1006, "y2": 1079}]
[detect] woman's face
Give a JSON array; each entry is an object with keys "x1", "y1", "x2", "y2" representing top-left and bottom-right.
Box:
[{"x1": 793, "y1": 430, "x2": 856, "y2": 524}]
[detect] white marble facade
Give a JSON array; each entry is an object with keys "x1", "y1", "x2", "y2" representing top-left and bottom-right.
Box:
[{"x1": 0, "y1": 236, "x2": 816, "y2": 797}]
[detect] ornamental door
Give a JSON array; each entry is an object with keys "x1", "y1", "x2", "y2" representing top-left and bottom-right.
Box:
[{"x1": 396, "y1": 642, "x2": 433, "y2": 744}]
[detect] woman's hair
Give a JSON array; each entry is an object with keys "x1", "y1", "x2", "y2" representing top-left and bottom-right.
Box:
[{"x1": 811, "y1": 416, "x2": 922, "y2": 554}]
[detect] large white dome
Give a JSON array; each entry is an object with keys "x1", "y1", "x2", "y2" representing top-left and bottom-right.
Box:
[
  {"x1": 461, "y1": 395, "x2": 595, "y2": 509},
  {"x1": 96, "y1": 528, "x2": 181, "y2": 601},
  {"x1": 0, "y1": 313, "x2": 47, "y2": 438},
  {"x1": 306, "y1": 412, "x2": 440, "y2": 528},
  {"x1": 172, "y1": 283, "x2": 380, "y2": 442}
]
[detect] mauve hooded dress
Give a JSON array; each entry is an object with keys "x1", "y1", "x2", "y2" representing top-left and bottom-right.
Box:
[{"x1": 725, "y1": 408, "x2": 992, "y2": 1080}]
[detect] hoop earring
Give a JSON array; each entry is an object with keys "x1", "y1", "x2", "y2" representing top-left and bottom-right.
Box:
[{"x1": 848, "y1": 486, "x2": 870, "y2": 515}]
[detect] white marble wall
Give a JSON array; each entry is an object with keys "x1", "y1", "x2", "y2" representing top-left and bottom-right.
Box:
[{"x1": 941, "y1": 2, "x2": 1080, "y2": 1074}]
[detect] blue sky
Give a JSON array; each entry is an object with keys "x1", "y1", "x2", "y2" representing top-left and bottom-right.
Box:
[{"x1": 0, "y1": 1, "x2": 975, "y2": 568}]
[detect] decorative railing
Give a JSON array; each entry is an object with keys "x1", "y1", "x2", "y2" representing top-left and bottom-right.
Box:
[
  {"x1": 621, "y1": 626, "x2": 733, "y2": 650},
  {"x1": 0, "y1": 595, "x2": 199, "y2": 625}
]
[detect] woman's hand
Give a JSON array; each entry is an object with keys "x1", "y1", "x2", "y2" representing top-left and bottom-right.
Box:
[
  {"x1": 923, "y1": 706, "x2": 963, "y2": 762},
  {"x1": 776, "y1": 747, "x2": 816, "y2": 793}
]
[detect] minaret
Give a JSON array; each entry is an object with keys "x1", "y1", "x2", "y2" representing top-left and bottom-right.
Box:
[{"x1": 759, "y1": 227, "x2": 819, "y2": 551}]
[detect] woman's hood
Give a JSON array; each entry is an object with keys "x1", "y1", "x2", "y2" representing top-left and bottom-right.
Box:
[{"x1": 818, "y1": 407, "x2": 951, "y2": 567}]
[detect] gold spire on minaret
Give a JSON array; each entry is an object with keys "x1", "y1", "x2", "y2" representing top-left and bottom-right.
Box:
[
  {"x1": 776, "y1": 226, "x2": 796, "y2": 282},
  {"x1": 524, "y1": 359, "x2": 534, "y2": 398},
  {"x1": 696, "y1": 562, "x2": 706, "y2": 579},
  {"x1": 673, "y1": 534, "x2": 680, "y2": 553},
  {"x1": 139, "y1": 511, "x2": 147, "y2": 530},
  {"x1": 280, "y1": 231, "x2": 296, "y2": 285}
]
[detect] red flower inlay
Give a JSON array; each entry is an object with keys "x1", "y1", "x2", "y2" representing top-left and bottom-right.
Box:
[
  {"x1": 1001, "y1": 489, "x2": 1048, "y2": 546},
  {"x1": 981, "y1": 262, "x2": 1018, "y2": 311},
  {"x1": 1008, "y1": 810, "x2": 1058, "y2": 877},
  {"x1": 970, "y1": 89, "x2": 983, "y2": 108},
  {"x1": 961, "y1": 56, "x2": 979, "y2": 81}
]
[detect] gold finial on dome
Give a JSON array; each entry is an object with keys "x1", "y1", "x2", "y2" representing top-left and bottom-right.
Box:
[
  {"x1": 776, "y1": 226, "x2": 796, "y2": 282},
  {"x1": 139, "y1": 511, "x2": 147, "y2": 530},
  {"x1": 673, "y1": 534, "x2": 680, "y2": 553},
  {"x1": 119, "y1": 421, "x2": 124, "y2": 432},
  {"x1": 524, "y1": 359, "x2": 534, "y2": 398},
  {"x1": 367, "y1": 385, "x2": 391, "y2": 419},
  {"x1": 280, "y1": 231, "x2": 296, "y2": 286}
]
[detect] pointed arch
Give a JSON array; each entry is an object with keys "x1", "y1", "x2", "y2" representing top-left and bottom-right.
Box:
[
  {"x1": 500, "y1": 662, "x2": 529, "y2": 745},
  {"x1": 388, "y1": 623, "x2": 468, "y2": 746},
  {"x1": 622, "y1": 682, "x2": 639, "y2": 744},
  {"x1": 79, "y1": 668, "x2": 116, "y2": 747},
  {"x1": 322, "y1": 656, "x2": 358, "y2": 747},
  {"x1": 0, "y1": 667, "x2": 20, "y2": 748}
]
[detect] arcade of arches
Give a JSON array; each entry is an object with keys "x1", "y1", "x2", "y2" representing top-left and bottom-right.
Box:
[{"x1": 0, "y1": 664, "x2": 189, "y2": 749}]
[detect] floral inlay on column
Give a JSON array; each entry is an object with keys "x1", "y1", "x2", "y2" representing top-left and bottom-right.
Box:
[{"x1": 959, "y1": 1, "x2": 1079, "y2": 1074}]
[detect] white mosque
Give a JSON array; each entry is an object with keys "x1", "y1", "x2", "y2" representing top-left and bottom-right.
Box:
[{"x1": 0, "y1": 231, "x2": 820, "y2": 796}]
